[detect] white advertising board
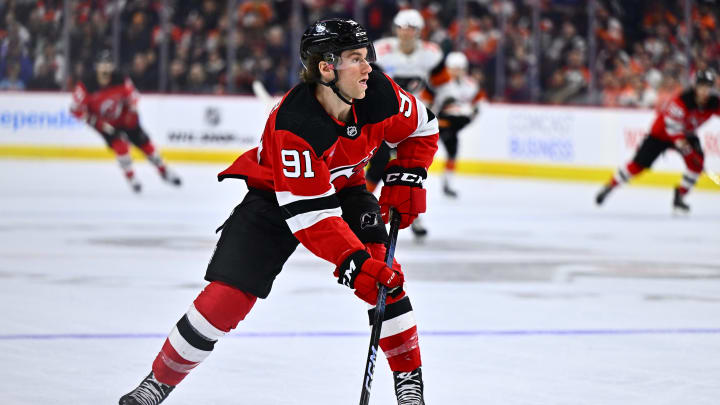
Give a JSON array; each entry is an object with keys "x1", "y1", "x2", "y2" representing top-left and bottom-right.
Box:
[
  {"x1": 1, "y1": 92, "x2": 719, "y2": 176},
  {"x1": 0, "y1": 92, "x2": 268, "y2": 150},
  {"x1": 456, "y1": 102, "x2": 720, "y2": 172}
]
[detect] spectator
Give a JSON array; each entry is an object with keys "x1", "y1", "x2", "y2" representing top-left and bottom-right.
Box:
[
  {"x1": 32, "y1": 42, "x2": 64, "y2": 87},
  {"x1": 0, "y1": 61, "x2": 26, "y2": 90},
  {"x1": 168, "y1": 58, "x2": 187, "y2": 93},
  {"x1": 129, "y1": 52, "x2": 157, "y2": 92},
  {"x1": 185, "y1": 62, "x2": 211, "y2": 93}
]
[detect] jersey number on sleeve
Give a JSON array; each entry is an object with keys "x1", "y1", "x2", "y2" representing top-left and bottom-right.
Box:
[{"x1": 281, "y1": 149, "x2": 315, "y2": 178}]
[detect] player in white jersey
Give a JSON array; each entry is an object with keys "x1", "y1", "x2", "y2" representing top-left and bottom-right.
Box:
[
  {"x1": 367, "y1": 9, "x2": 443, "y2": 239},
  {"x1": 431, "y1": 52, "x2": 485, "y2": 197},
  {"x1": 373, "y1": 9, "x2": 444, "y2": 96}
]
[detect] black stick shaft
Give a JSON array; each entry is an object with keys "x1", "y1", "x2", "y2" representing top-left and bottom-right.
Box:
[{"x1": 359, "y1": 208, "x2": 401, "y2": 405}]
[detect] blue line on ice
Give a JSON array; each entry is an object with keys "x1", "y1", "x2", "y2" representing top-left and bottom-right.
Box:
[{"x1": 1, "y1": 328, "x2": 719, "y2": 340}]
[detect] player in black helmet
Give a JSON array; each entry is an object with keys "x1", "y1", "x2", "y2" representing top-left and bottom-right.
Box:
[
  {"x1": 596, "y1": 69, "x2": 719, "y2": 213},
  {"x1": 119, "y1": 19, "x2": 437, "y2": 405}
]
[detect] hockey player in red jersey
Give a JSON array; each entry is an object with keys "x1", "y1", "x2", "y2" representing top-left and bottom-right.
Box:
[
  {"x1": 119, "y1": 19, "x2": 438, "y2": 405},
  {"x1": 70, "y1": 51, "x2": 181, "y2": 193},
  {"x1": 596, "y1": 69, "x2": 719, "y2": 213}
]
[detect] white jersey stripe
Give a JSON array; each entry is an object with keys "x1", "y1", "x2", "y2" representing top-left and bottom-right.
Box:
[
  {"x1": 285, "y1": 207, "x2": 343, "y2": 234},
  {"x1": 379, "y1": 311, "x2": 417, "y2": 339},
  {"x1": 168, "y1": 326, "x2": 213, "y2": 363},
  {"x1": 664, "y1": 116, "x2": 684, "y2": 135},
  {"x1": 186, "y1": 304, "x2": 226, "y2": 341},
  {"x1": 276, "y1": 186, "x2": 335, "y2": 207}
]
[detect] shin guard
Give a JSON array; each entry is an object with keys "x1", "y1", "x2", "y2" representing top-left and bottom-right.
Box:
[{"x1": 152, "y1": 282, "x2": 257, "y2": 385}]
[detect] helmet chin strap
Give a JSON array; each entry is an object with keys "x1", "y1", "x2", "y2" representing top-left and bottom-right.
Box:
[{"x1": 318, "y1": 70, "x2": 353, "y2": 105}]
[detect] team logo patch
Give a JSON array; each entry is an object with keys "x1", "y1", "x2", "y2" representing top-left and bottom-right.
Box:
[
  {"x1": 360, "y1": 211, "x2": 380, "y2": 229},
  {"x1": 346, "y1": 126, "x2": 358, "y2": 138}
]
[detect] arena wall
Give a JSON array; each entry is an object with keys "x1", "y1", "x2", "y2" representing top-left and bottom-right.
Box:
[{"x1": 1, "y1": 92, "x2": 718, "y2": 190}]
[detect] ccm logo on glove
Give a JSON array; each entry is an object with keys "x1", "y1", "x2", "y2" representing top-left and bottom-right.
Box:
[{"x1": 383, "y1": 167, "x2": 427, "y2": 187}]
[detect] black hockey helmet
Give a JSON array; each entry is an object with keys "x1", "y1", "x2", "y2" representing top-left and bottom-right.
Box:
[
  {"x1": 695, "y1": 69, "x2": 716, "y2": 86},
  {"x1": 300, "y1": 19, "x2": 376, "y2": 71},
  {"x1": 95, "y1": 49, "x2": 114, "y2": 65}
]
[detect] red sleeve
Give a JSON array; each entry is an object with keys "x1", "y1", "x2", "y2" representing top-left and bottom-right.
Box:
[
  {"x1": 382, "y1": 75, "x2": 439, "y2": 168},
  {"x1": 70, "y1": 82, "x2": 89, "y2": 120},
  {"x1": 271, "y1": 131, "x2": 365, "y2": 267},
  {"x1": 124, "y1": 77, "x2": 139, "y2": 110}
]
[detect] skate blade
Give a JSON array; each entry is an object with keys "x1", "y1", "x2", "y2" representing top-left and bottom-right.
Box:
[{"x1": 672, "y1": 207, "x2": 690, "y2": 216}]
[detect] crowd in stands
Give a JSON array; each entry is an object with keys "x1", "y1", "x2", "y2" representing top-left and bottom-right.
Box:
[{"x1": 0, "y1": 0, "x2": 718, "y2": 108}]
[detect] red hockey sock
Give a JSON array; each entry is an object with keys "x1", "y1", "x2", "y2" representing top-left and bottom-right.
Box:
[
  {"x1": 612, "y1": 161, "x2": 644, "y2": 186},
  {"x1": 110, "y1": 139, "x2": 134, "y2": 178},
  {"x1": 373, "y1": 296, "x2": 422, "y2": 372},
  {"x1": 110, "y1": 138, "x2": 130, "y2": 156},
  {"x1": 152, "y1": 282, "x2": 257, "y2": 386},
  {"x1": 445, "y1": 159, "x2": 456, "y2": 171},
  {"x1": 626, "y1": 162, "x2": 643, "y2": 176},
  {"x1": 139, "y1": 142, "x2": 156, "y2": 156}
]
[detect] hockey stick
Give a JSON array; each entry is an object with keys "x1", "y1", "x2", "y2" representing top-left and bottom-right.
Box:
[
  {"x1": 252, "y1": 79, "x2": 275, "y2": 109},
  {"x1": 359, "y1": 207, "x2": 401, "y2": 405},
  {"x1": 705, "y1": 168, "x2": 720, "y2": 187}
]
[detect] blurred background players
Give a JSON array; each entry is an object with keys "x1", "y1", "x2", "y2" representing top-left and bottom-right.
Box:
[
  {"x1": 368, "y1": 9, "x2": 443, "y2": 239},
  {"x1": 70, "y1": 51, "x2": 181, "y2": 193},
  {"x1": 430, "y1": 51, "x2": 485, "y2": 198},
  {"x1": 596, "y1": 69, "x2": 719, "y2": 213}
]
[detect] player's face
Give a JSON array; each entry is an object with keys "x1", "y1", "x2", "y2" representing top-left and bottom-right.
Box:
[
  {"x1": 336, "y1": 48, "x2": 373, "y2": 100},
  {"x1": 96, "y1": 61, "x2": 114, "y2": 86},
  {"x1": 448, "y1": 67, "x2": 465, "y2": 80},
  {"x1": 396, "y1": 26, "x2": 419, "y2": 43},
  {"x1": 695, "y1": 83, "x2": 712, "y2": 105}
]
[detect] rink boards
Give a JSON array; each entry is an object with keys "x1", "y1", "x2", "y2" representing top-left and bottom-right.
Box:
[{"x1": 1, "y1": 91, "x2": 719, "y2": 190}]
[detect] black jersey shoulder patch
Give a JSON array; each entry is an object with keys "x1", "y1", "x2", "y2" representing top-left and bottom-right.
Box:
[
  {"x1": 679, "y1": 89, "x2": 696, "y2": 110},
  {"x1": 680, "y1": 89, "x2": 720, "y2": 112},
  {"x1": 275, "y1": 83, "x2": 338, "y2": 157},
  {"x1": 354, "y1": 71, "x2": 400, "y2": 125}
]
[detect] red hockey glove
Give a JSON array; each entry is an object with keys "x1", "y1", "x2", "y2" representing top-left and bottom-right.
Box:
[
  {"x1": 121, "y1": 111, "x2": 139, "y2": 129},
  {"x1": 334, "y1": 249, "x2": 404, "y2": 305},
  {"x1": 675, "y1": 137, "x2": 704, "y2": 171},
  {"x1": 365, "y1": 242, "x2": 406, "y2": 304},
  {"x1": 88, "y1": 115, "x2": 116, "y2": 135},
  {"x1": 378, "y1": 166, "x2": 427, "y2": 229}
]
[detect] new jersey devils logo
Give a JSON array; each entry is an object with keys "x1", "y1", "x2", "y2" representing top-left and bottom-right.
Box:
[{"x1": 360, "y1": 211, "x2": 380, "y2": 230}]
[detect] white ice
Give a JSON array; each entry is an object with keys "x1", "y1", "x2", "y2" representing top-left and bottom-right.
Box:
[{"x1": 1, "y1": 159, "x2": 719, "y2": 405}]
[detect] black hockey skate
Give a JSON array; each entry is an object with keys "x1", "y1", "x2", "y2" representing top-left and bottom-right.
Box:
[
  {"x1": 119, "y1": 372, "x2": 174, "y2": 405},
  {"x1": 595, "y1": 185, "x2": 613, "y2": 205},
  {"x1": 442, "y1": 183, "x2": 458, "y2": 199},
  {"x1": 411, "y1": 218, "x2": 428, "y2": 240},
  {"x1": 673, "y1": 187, "x2": 690, "y2": 214},
  {"x1": 128, "y1": 177, "x2": 142, "y2": 194},
  {"x1": 393, "y1": 367, "x2": 425, "y2": 405},
  {"x1": 161, "y1": 168, "x2": 182, "y2": 187}
]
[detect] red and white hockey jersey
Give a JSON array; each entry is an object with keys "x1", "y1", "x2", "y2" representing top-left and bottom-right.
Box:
[
  {"x1": 650, "y1": 89, "x2": 720, "y2": 142},
  {"x1": 219, "y1": 70, "x2": 439, "y2": 267},
  {"x1": 70, "y1": 72, "x2": 140, "y2": 129}
]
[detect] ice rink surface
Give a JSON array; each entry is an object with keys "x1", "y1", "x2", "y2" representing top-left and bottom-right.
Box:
[{"x1": 1, "y1": 159, "x2": 719, "y2": 405}]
